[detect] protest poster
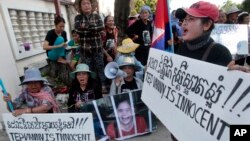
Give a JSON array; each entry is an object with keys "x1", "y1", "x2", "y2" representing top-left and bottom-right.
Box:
[
  {"x1": 142, "y1": 48, "x2": 250, "y2": 141},
  {"x1": 211, "y1": 24, "x2": 248, "y2": 55},
  {"x1": 80, "y1": 90, "x2": 157, "y2": 140},
  {"x1": 3, "y1": 113, "x2": 95, "y2": 141}
]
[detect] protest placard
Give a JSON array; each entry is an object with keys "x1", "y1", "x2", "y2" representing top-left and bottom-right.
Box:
[
  {"x1": 3, "y1": 113, "x2": 95, "y2": 141},
  {"x1": 142, "y1": 48, "x2": 250, "y2": 141},
  {"x1": 211, "y1": 24, "x2": 248, "y2": 55}
]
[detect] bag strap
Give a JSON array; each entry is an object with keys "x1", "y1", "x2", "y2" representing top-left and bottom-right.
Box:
[{"x1": 202, "y1": 41, "x2": 216, "y2": 61}]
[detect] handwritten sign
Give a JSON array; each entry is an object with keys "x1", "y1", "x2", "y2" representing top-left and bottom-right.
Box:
[
  {"x1": 211, "y1": 24, "x2": 248, "y2": 55},
  {"x1": 2, "y1": 113, "x2": 95, "y2": 141},
  {"x1": 141, "y1": 48, "x2": 250, "y2": 141}
]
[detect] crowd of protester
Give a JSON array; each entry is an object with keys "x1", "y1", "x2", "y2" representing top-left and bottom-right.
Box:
[{"x1": 2, "y1": 0, "x2": 250, "y2": 140}]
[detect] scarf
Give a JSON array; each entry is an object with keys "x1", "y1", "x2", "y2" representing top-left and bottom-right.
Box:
[
  {"x1": 29, "y1": 90, "x2": 60, "y2": 113},
  {"x1": 186, "y1": 31, "x2": 211, "y2": 51}
]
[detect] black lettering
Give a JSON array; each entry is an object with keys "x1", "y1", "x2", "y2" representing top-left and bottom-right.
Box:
[
  {"x1": 200, "y1": 109, "x2": 210, "y2": 128},
  {"x1": 206, "y1": 113, "x2": 220, "y2": 136},
  {"x1": 175, "y1": 93, "x2": 182, "y2": 108},
  {"x1": 217, "y1": 120, "x2": 230, "y2": 140},
  {"x1": 194, "y1": 107, "x2": 203, "y2": 124},
  {"x1": 153, "y1": 77, "x2": 166, "y2": 95}
]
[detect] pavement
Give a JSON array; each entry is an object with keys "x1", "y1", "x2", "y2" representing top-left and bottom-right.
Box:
[{"x1": 0, "y1": 120, "x2": 173, "y2": 141}]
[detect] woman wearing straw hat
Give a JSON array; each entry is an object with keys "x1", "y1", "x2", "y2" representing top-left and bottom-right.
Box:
[
  {"x1": 67, "y1": 64, "x2": 102, "y2": 112},
  {"x1": 109, "y1": 55, "x2": 143, "y2": 95},
  {"x1": 3, "y1": 68, "x2": 60, "y2": 116}
]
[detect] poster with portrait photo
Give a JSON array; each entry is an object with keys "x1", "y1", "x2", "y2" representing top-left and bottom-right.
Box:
[
  {"x1": 81, "y1": 90, "x2": 157, "y2": 140},
  {"x1": 131, "y1": 90, "x2": 157, "y2": 132},
  {"x1": 80, "y1": 102, "x2": 106, "y2": 140}
]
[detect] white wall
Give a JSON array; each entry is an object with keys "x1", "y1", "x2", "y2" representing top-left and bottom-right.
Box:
[
  {"x1": 0, "y1": 0, "x2": 70, "y2": 126},
  {"x1": 0, "y1": 7, "x2": 22, "y2": 127},
  {"x1": 99, "y1": 0, "x2": 115, "y2": 16}
]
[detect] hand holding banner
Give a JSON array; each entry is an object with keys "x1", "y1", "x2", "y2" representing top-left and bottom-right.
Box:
[{"x1": 0, "y1": 78, "x2": 14, "y2": 112}]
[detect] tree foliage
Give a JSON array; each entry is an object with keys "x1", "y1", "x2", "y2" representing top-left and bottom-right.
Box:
[
  {"x1": 220, "y1": 0, "x2": 238, "y2": 12},
  {"x1": 241, "y1": 0, "x2": 250, "y2": 13},
  {"x1": 134, "y1": 0, "x2": 157, "y2": 13}
]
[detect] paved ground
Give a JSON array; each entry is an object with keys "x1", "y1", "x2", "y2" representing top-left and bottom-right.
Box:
[{"x1": 0, "y1": 120, "x2": 173, "y2": 141}]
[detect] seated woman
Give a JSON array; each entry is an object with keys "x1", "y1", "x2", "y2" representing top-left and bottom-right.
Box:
[
  {"x1": 43, "y1": 16, "x2": 68, "y2": 64},
  {"x1": 3, "y1": 68, "x2": 60, "y2": 116},
  {"x1": 67, "y1": 63, "x2": 102, "y2": 112},
  {"x1": 109, "y1": 55, "x2": 143, "y2": 95},
  {"x1": 107, "y1": 99, "x2": 148, "y2": 139}
]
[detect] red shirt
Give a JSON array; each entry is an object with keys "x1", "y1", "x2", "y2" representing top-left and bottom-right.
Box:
[{"x1": 106, "y1": 116, "x2": 148, "y2": 139}]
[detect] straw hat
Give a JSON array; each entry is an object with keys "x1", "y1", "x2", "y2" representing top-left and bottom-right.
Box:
[
  {"x1": 117, "y1": 38, "x2": 139, "y2": 54},
  {"x1": 21, "y1": 68, "x2": 45, "y2": 85},
  {"x1": 71, "y1": 64, "x2": 96, "y2": 78}
]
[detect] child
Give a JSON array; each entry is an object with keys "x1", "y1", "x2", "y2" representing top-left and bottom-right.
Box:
[{"x1": 67, "y1": 29, "x2": 80, "y2": 70}]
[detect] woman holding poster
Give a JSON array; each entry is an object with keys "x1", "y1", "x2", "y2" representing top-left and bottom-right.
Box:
[
  {"x1": 173, "y1": 1, "x2": 233, "y2": 140},
  {"x1": 67, "y1": 63, "x2": 102, "y2": 112},
  {"x1": 3, "y1": 68, "x2": 60, "y2": 116}
]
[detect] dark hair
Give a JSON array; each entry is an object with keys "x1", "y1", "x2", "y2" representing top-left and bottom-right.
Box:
[
  {"x1": 71, "y1": 72, "x2": 93, "y2": 90},
  {"x1": 104, "y1": 15, "x2": 113, "y2": 24},
  {"x1": 201, "y1": 17, "x2": 215, "y2": 31},
  {"x1": 238, "y1": 12, "x2": 249, "y2": 24},
  {"x1": 175, "y1": 8, "x2": 186, "y2": 21},
  {"x1": 71, "y1": 29, "x2": 77, "y2": 34},
  {"x1": 116, "y1": 99, "x2": 131, "y2": 109},
  {"x1": 54, "y1": 16, "x2": 65, "y2": 25},
  {"x1": 77, "y1": 0, "x2": 94, "y2": 13}
]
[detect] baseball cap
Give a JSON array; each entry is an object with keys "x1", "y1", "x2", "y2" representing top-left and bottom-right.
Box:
[{"x1": 183, "y1": 1, "x2": 219, "y2": 22}]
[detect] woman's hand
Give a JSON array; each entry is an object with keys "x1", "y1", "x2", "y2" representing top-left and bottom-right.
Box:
[
  {"x1": 115, "y1": 76, "x2": 122, "y2": 86},
  {"x1": 75, "y1": 100, "x2": 83, "y2": 108},
  {"x1": 63, "y1": 42, "x2": 67, "y2": 48},
  {"x1": 12, "y1": 108, "x2": 27, "y2": 117},
  {"x1": 3, "y1": 93, "x2": 11, "y2": 102},
  {"x1": 227, "y1": 60, "x2": 250, "y2": 73},
  {"x1": 106, "y1": 55, "x2": 113, "y2": 62},
  {"x1": 132, "y1": 35, "x2": 139, "y2": 40}
]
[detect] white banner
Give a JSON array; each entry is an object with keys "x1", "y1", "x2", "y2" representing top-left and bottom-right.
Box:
[
  {"x1": 142, "y1": 48, "x2": 250, "y2": 141},
  {"x1": 211, "y1": 24, "x2": 248, "y2": 55},
  {"x1": 2, "y1": 113, "x2": 95, "y2": 141}
]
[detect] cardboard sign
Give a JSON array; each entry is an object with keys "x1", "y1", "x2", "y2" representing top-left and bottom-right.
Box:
[
  {"x1": 211, "y1": 24, "x2": 249, "y2": 55},
  {"x1": 3, "y1": 113, "x2": 95, "y2": 141},
  {"x1": 142, "y1": 48, "x2": 250, "y2": 141}
]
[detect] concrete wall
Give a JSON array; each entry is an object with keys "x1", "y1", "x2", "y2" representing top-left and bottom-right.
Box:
[
  {"x1": 0, "y1": 0, "x2": 70, "y2": 127},
  {"x1": 99, "y1": 0, "x2": 115, "y2": 16}
]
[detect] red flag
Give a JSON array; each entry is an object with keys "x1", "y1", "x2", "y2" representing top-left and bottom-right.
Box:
[{"x1": 152, "y1": 0, "x2": 173, "y2": 52}]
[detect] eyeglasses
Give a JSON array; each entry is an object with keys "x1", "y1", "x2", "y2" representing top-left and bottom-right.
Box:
[{"x1": 182, "y1": 17, "x2": 198, "y2": 24}]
